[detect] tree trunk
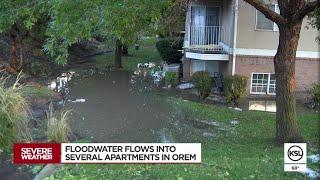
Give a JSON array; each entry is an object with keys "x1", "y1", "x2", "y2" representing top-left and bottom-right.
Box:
[
  {"x1": 114, "y1": 39, "x2": 123, "y2": 69},
  {"x1": 274, "y1": 22, "x2": 304, "y2": 145},
  {"x1": 122, "y1": 45, "x2": 129, "y2": 56},
  {"x1": 18, "y1": 37, "x2": 24, "y2": 70},
  {"x1": 9, "y1": 32, "x2": 18, "y2": 70}
]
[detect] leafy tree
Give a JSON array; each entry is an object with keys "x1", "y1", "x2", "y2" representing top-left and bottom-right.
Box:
[
  {"x1": 157, "y1": 0, "x2": 188, "y2": 37},
  {"x1": 44, "y1": 0, "x2": 171, "y2": 67},
  {"x1": 308, "y1": 7, "x2": 320, "y2": 41},
  {"x1": 243, "y1": 0, "x2": 320, "y2": 145},
  {"x1": 0, "y1": 0, "x2": 50, "y2": 73}
]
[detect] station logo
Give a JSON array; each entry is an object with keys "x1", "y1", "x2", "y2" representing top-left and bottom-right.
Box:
[{"x1": 284, "y1": 143, "x2": 306, "y2": 172}]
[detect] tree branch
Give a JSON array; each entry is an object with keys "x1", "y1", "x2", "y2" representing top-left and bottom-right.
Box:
[
  {"x1": 242, "y1": 0, "x2": 287, "y2": 25},
  {"x1": 292, "y1": 0, "x2": 320, "y2": 22}
]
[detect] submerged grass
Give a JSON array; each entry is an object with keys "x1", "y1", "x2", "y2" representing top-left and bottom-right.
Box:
[
  {"x1": 0, "y1": 74, "x2": 30, "y2": 152},
  {"x1": 22, "y1": 85, "x2": 55, "y2": 99},
  {"x1": 93, "y1": 37, "x2": 162, "y2": 72}
]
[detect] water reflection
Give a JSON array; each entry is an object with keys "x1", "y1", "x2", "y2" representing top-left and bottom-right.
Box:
[{"x1": 248, "y1": 100, "x2": 276, "y2": 112}]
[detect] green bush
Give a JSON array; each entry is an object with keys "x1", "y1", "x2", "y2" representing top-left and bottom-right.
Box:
[
  {"x1": 0, "y1": 75, "x2": 30, "y2": 152},
  {"x1": 191, "y1": 71, "x2": 213, "y2": 100},
  {"x1": 311, "y1": 83, "x2": 320, "y2": 107},
  {"x1": 29, "y1": 61, "x2": 53, "y2": 77},
  {"x1": 156, "y1": 37, "x2": 183, "y2": 64},
  {"x1": 225, "y1": 75, "x2": 248, "y2": 106},
  {"x1": 164, "y1": 72, "x2": 177, "y2": 87}
]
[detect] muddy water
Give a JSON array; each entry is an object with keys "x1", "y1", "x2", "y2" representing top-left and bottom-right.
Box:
[
  {"x1": 65, "y1": 71, "x2": 172, "y2": 142},
  {"x1": 51, "y1": 69, "x2": 228, "y2": 143}
]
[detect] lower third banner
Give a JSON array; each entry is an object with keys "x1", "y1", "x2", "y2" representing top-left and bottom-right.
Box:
[{"x1": 13, "y1": 143, "x2": 201, "y2": 164}]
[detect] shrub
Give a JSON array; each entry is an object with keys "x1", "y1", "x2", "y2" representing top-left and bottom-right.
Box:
[
  {"x1": 156, "y1": 37, "x2": 183, "y2": 64},
  {"x1": 311, "y1": 83, "x2": 320, "y2": 108},
  {"x1": 225, "y1": 75, "x2": 248, "y2": 106},
  {"x1": 0, "y1": 75, "x2": 30, "y2": 152},
  {"x1": 46, "y1": 104, "x2": 71, "y2": 143},
  {"x1": 29, "y1": 61, "x2": 53, "y2": 77},
  {"x1": 164, "y1": 72, "x2": 177, "y2": 87},
  {"x1": 191, "y1": 71, "x2": 213, "y2": 100}
]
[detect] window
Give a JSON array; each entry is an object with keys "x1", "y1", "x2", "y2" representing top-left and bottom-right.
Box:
[
  {"x1": 268, "y1": 74, "x2": 276, "y2": 94},
  {"x1": 251, "y1": 73, "x2": 276, "y2": 95},
  {"x1": 191, "y1": 60, "x2": 205, "y2": 75},
  {"x1": 191, "y1": 6, "x2": 220, "y2": 26},
  {"x1": 256, "y1": 4, "x2": 279, "y2": 31}
]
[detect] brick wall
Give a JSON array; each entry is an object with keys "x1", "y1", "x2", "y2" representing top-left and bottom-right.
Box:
[
  {"x1": 234, "y1": 55, "x2": 320, "y2": 93},
  {"x1": 182, "y1": 57, "x2": 191, "y2": 81},
  {"x1": 182, "y1": 55, "x2": 319, "y2": 94}
]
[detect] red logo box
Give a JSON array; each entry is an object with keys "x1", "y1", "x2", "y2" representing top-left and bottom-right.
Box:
[{"x1": 13, "y1": 143, "x2": 61, "y2": 164}]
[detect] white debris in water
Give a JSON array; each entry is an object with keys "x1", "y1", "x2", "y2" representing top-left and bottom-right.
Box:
[
  {"x1": 68, "y1": 99, "x2": 86, "y2": 103},
  {"x1": 160, "y1": 128, "x2": 172, "y2": 143},
  {"x1": 177, "y1": 83, "x2": 194, "y2": 90},
  {"x1": 304, "y1": 168, "x2": 320, "y2": 178},
  {"x1": 137, "y1": 62, "x2": 156, "y2": 68},
  {"x1": 229, "y1": 107, "x2": 243, "y2": 112},
  {"x1": 134, "y1": 62, "x2": 165, "y2": 87},
  {"x1": 230, "y1": 120, "x2": 239, "y2": 125},
  {"x1": 48, "y1": 81, "x2": 57, "y2": 90},
  {"x1": 308, "y1": 154, "x2": 320, "y2": 163},
  {"x1": 58, "y1": 100, "x2": 64, "y2": 105},
  {"x1": 48, "y1": 71, "x2": 76, "y2": 93},
  {"x1": 203, "y1": 132, "x2": 216, "y2": 137},
  {"x1": 208, "y1": 121, "x2": 220, "y2": 126},
  {"x1": 150, "y1": 70, "x2": 165, "y2": 85}
]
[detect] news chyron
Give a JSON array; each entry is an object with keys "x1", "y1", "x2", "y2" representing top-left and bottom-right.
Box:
[{"x1": 14, "y1": 143, "x2": 201, "y2": 164}]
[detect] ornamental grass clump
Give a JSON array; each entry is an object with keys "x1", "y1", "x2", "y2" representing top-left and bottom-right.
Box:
[
  {"x1": 46, "y1": 104, "x2": 71, "y2": 143},
  {"x1": 0, "y1": 74, "x2": 30, "y2": 152}
]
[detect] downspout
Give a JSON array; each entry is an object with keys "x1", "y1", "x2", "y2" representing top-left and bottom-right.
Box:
[{"x1": 232, "y1": 0, "x2": 239, "y2": 76}]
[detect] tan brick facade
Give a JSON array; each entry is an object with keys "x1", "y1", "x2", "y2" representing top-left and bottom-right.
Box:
[
  {"x1": 183, "y1": 55, "x2": 320, "y2": 95},
  {"x1": 233, "y1": 55, "x2": 320, "y2": 93}
]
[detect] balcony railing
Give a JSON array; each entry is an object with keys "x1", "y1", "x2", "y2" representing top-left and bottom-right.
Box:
[{"x1": 188, "y1": 26, "x2": 227, "y2": 52}]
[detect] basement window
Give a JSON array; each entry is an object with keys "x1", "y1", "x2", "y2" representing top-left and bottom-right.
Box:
[
  {"x1": 255, "y1": 4, "x2": 279, "y2": 31},
  {"x1": 250, "y1": 73, "x2": 276, "y2": 95}
]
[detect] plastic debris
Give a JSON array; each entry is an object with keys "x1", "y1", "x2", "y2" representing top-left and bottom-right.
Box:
[{"x1": 177, "y1": 83, "x2": 194, "y2": 90}]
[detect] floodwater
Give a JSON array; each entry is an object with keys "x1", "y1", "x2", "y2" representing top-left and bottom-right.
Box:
[
  {"x1": 248, "y1": 100, "x2": 277, "y2": 112},
  {"x1": 53, "y1": 70, "x2": 221, "y2": 143},
  {"x1": 64, "y1": 71, "x2": 169, "y2": 142},
  {"x1": 239, "y1": 98, "x2": 314, "y2": 113}
]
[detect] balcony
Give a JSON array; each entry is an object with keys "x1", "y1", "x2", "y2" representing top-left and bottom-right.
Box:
[{"x1": 187, "y1": 26, "x2": 228, "y2": 53}]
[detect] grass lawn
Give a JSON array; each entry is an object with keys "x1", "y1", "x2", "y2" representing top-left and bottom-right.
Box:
[
  {"x1": 92, "y1": 37, "x2": 162, "y2": 72},
  {"x1": 51, "y1": 38, "x2": 319, "y2": 179}
]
